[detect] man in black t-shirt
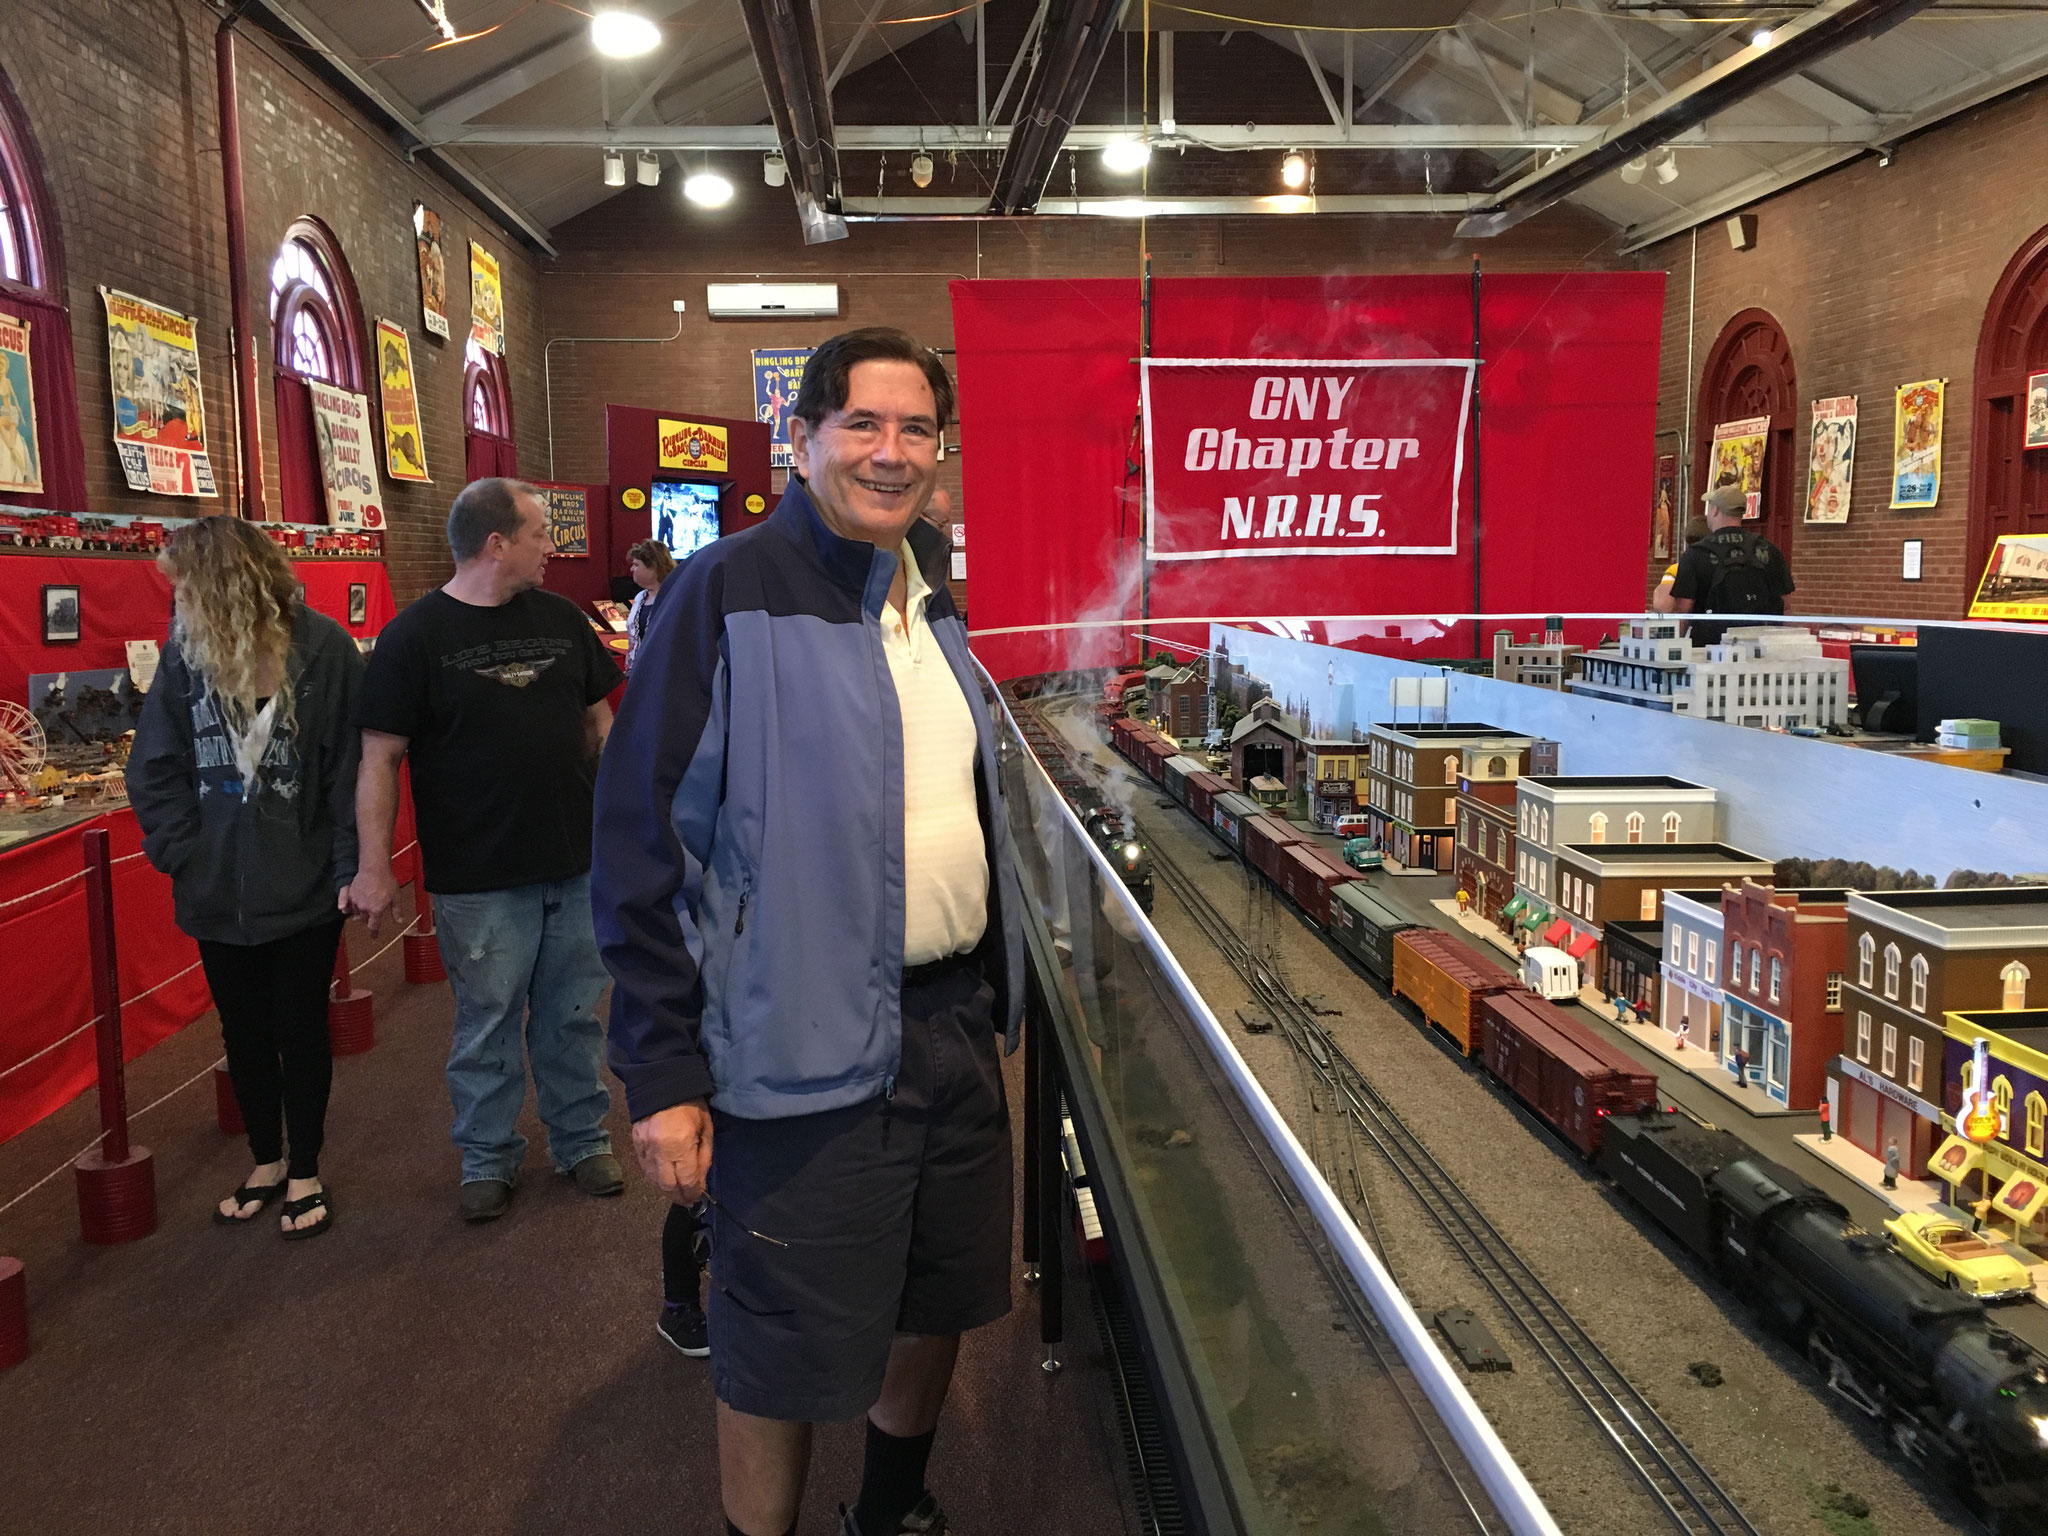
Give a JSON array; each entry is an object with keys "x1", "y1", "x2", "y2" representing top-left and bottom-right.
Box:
[
  {"x1": 1670, "y1": 483, "x2": 1796, "y2": 647},
  {"x1": 348, "y1": 478, "x2": 625, "y2": 1224}
]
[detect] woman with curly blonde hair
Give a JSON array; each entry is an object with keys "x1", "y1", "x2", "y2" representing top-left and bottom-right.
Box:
[
  {"x1": 127, "y1": 515, "x2": 364, "y2": 1239},
  {"x1": 623, "y1": 537, "x2": 674, "y2": 672}
]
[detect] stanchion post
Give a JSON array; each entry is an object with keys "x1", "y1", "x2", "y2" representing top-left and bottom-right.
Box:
[
  {"x1": 73, "y1": 828, "x2": 157, "y2": 1244},
  {"x1": 327, "y1": 931, "x2": 375, "y2": 1056},
  {"x1": 403, "y1": 864, "x2": 445, "y2": 984},
  {"x1": 0, "y1": 1257, "x2": 25, "y2": 1370}
]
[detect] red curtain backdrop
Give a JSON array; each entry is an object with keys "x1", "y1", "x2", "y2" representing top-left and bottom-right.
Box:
[
  {"x1": 465, "y1": 427, "x2": 518, "y2": 483},
  {"x1": 275, "y1": 372, "x2": 323, "y2": 524},
  {"x1": 950, "y1": 273, "x2": 1666, "y2": 680},
  {"x1": 0, "y1": 287, "x2": 88, "y2": 512}
]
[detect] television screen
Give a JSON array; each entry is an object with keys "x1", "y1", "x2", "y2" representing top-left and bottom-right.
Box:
[{"x1": 651, "y1": 480, "x2": 722, "y2": 562}]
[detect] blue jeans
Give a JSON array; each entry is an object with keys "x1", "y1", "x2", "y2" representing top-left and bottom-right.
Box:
[{"x1": 434, "y1": 875, "x2": 613, "y2": 1184}]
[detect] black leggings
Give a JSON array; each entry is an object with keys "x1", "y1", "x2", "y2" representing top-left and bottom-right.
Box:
[
  {"x1": 196, "y1": 920, "x2": 344, "y2": 1180},
  {"x1": 663, "y1": 1200, "x2": 706, "y2": 1306}
]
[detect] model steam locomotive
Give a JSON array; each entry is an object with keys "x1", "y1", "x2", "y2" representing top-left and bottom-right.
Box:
[
  {"x1": 1604, "y1": 1116, "x2": 2048, "y2": 1531},
  {"x1": 1078, "y1": 798, "x2": 1153, "y2": 914}
]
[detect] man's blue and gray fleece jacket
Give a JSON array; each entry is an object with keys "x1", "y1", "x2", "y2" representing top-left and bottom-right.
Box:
[{"x1": 591, "y1": 482, "x2": 1025, "y2": 1123}]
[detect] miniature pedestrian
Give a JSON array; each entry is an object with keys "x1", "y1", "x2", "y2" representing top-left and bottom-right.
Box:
[
  {"x1": 348, "y1": 478, "x2": 628, "y2": 1223},
  {"x1": 595, "y1": 328, "x2": 1024, "y2": 1536},
  {"x1": 1884, "y1": 1139, "x2": 1901, "y2": 1189},
  {"x1": 127, "y1": 516, "x2": 362, "y2": 1239},
  {"x1": 1674, "y1": 1018, "x2": 1691, "y2": 1054},
  {"x1": 1731, "y1": 1045, "x2": 1749, "y2": 1085},
  {"x1": 1455, "y1": 886, "x2": 1471, "y2": 915},
  {"x1": 1819, "y1": 1097, "x2": 1833, "y2": 1141}
]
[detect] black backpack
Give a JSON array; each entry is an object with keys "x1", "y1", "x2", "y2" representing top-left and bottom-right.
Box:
[{"x1": 1697, "y1": 529, "x2": 1784, "y2": 615}]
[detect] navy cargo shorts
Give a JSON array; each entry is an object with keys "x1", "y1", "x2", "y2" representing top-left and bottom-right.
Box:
[{"x1": 704, "y1": 954, "x2": 1014, "y2": 1422}]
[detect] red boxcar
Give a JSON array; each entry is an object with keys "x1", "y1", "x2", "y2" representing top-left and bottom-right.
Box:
[
  {"x1": 1278, "y1": 842, "x2": 1357, "y2": 929},
  {"x1": 1243, "y1": 813, "x2": 1306, "y2": 883},
  {"x1": 1136, "y1": 736, "x2": 1171, "y2": 782},
  {"x1": 1390, "y1": 928, "x2": 1525, "y2": 1054},
  {"x1": 1479, "y1": 990, "x2": 1658, "y2": 1158},
  {"x1": 1185, "y1": 770, "x2": 1229, "y2": 827}
]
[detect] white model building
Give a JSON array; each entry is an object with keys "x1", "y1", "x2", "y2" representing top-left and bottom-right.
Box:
[
  {"x1": 1492, "y1": 618, "x2": 1583, "y2": 690},
  {"x1": 1568, "y1": 617, "x2": 1849, "y2": 730}
]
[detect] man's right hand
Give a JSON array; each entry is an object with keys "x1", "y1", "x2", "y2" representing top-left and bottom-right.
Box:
[
  {"x1": 633, "y1": 1101, "x2": 713, "y2": 1203},
  {"x1": 346, "y1": 865, "x2": 401, "y2": 937}
]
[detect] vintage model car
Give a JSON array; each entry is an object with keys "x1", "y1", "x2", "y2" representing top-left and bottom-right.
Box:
[
  {"x1": 1341, "y1": 836, "x2": 1383, "y2": 871},
  {"x1": 1883, "y1": 1211, "x2": 2036, "y2": 1300}
]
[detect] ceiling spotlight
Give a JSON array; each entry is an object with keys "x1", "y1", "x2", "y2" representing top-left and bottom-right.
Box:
[
  {"x1": 602, "y1": 149, "x2": 626, "y2": 187},
  {"x1": 591, "y1": 9, "x2": 662, "y2": 59},
  {"x1": 1100, "y1": 135, "x2": 1152, "y2": 174},
  {"x1": 636, "y1": 150, "x2": 660, "y2": 186},
  {"x1": 1750, "y1": 27, "x2": 1774, "y2": 47},
  {"x1": 763, "y1": 150, "x2": 787, "y2": 187},
  {"x1": 1655, "y1": 148, "x2": 1679, "y2": 184},
  {"x1": 684, "y1": 170, "x2": 734, "y2": 208},
  {"x1": 1620, "y1": 156, "x2": 1648, "y2": 185},
  {"x1": 1281, "y1": 151, "x2": 1307, "y2": 189},
  {"x1": 911, "y1": 150, "x2": 934, "y2": 188}
]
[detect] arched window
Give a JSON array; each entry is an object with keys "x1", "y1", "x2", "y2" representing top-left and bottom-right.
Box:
[
  {"x1": 1588, "y1": 813, "x2": 1607, "y2": 844},
  {"x1": 1993, "y1": 1075, "x2": 2013, "y2": 1139},
  {"x1": 269, "y1": 218, "x2": 367, "y2": 523},
  {"x1": 0, "y1": 69, "x2": 83, "y2": 509},
  {"x1": 1858, "y1": 932, "x2": 1875, "y2": 987},
  {"x1": 1626, "y1": 812, "x2": 1644, "y2": 844},
  {"x1": 1695, "y1": 309, "x2": 1798, "y2": 560},
  {"x1": 1909, "y1": 954, "x2": 1928, "y2": 1014},
  {"x1": 2004, "y1": 961, "x2": 2030, "y2": 1010},
  {"x1": 1883, "y1": 943, "x2": 1901, "y2": 1001},
  {"x1": 1443, "y1": 754, "x2": 1459, "y2": 786},
  {"x1": 2026, "y1": 1092, "x2": 2046, "y2": 1159},
  {"x1": 464, "y1": 335, "x2": 517, "y2": 481},
  {"x1": 1969, "y1": 223, "x2": 2048, "y2": 595},
  {"x1": 1662, "y1": 811, "x2": 1681, "y2": 843}
]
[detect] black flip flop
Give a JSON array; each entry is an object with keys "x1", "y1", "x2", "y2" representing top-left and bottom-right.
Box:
[
  {"x1": 279, "y1": 1190, "x2": 333, "y2": 1241},
  {"x1": 212, "y1": 1179, "x2": 288, "y2": 1225}
]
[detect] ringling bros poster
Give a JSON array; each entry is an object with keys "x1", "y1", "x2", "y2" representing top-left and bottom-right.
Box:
[
  {"x1": 1707, "y1": 415, "x2": 1769, "y2": 520},
  {"x1": 307, "y1": 380, "x2": 385, "y2": 530},
  {"x1": 1140, "y1": 358, "x2": 1474, "y2": 561},
  {"x1": 0, "y1": 307, "x2": 42, "y2": 495},
  {"x1": 469, "y1": 240, "x2": 504, "y2": 356},
  {"x1": 658, "y1": 417, "x2": 730, "y2": 475},
  {"x1": 1891, "y1": 378, "x2": 1944, "y2": 508},
  {"x1": 1804, "y1": 395, "x2": 1857, "y2": 524},
  {"x1": 375, "y1": 319, "x2": 431, "y2": 483},
  {"x1": 99, "y1": 287, "x2": 217, "y2": 497},
  {"x1": 413, "y1": 204, "x2": 450, "y2": 341},
  {"x1": 752, "y1": 347, "x2": 811, "y2": 468}
]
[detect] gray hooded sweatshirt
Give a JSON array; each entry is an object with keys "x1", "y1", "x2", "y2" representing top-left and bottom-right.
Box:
[{"x1": 126, "y1": 603, "x2": 363, "y2": 945}]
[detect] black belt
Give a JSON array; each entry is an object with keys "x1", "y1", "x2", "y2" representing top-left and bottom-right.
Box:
[{"x1": 903, "y1": 950, "x2": 980, "y2": 988}]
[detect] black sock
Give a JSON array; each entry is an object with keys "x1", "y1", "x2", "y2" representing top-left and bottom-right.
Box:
[
  {"x1": 662, "y1": 1203, "x2": 702, "y2": 1308},
  {"x1": 852, "y1": 1421, "x2": 935, "y2": 1536},
  {"x1": 725, "y1": 1522, "x2": 795, "y2": 1536}
]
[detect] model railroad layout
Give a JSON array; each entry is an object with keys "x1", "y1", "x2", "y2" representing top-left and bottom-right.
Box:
[{"x1": 1007, "y1": 678, "x2": 2048, "y2": 1535}]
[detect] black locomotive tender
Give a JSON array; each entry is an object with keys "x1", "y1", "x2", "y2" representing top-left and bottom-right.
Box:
[{"x1": 1603, "y1": 1116, "x2": 2048, "y2": 1531}]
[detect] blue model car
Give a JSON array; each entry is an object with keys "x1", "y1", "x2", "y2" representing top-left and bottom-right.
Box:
[{"x1": 1342, "y1": 837, "x2": 1383, "y2": 871}]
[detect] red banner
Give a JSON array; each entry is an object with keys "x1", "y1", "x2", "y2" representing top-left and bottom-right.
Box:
[{"x1": 1141, "y1": 358, "x2": 1473, "y2": 561}]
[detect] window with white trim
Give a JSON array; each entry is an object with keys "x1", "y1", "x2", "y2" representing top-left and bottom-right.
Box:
[
  {"x1": 1825, "y1": 972, "x2": 1842, "y2": 1012},
  {"x1": 1880, "y1": 1021, "x2": 1897, "y2": 1077},
  {"x1": 1883, "y1": 943, "x2": 1900, "y2": 1001},
  {"x1": 1857, "y1": 932, "x2": 1874, "y2": 988},
  {"x1": 1687, "y1": 931, "x2": 1699, "y2": 974},
  {"x1": 1907, "y1": 1034, "x2": 1923, "y2": 1092},
  {"x1": 1750, "y1": 948, "x2": 1762, "y2": 991},
  {"x1": 2003, "y1": 961, "x2": 2030, "y2": 1011},
  {"x1": 1626, "y1": 812, "x2": 1644, "y2": 844},
  {"x1": 1855, "y1": 1011, "x2": 1871, "y2": 1063},
  {"x1": 2027, "y1": 1092, "x2": 2045, "y2": 1159},
  {"x1": 1662, "y1": 811, "x2": 1681, "y2": 843},
  {"x1": 1730, "y1": 942, "x2": 1744, "y2": 985},
  {"x1": 1703, "y1": 940, "x2": 1715, "y2": 984},
  {"x1": 1640, "y1": 890, "x2": 1657, "y2": 920},
  {"x1": 1589, "y1": 813, "x2": 1607, "y2": 844},
  {"x1": 1767, "y1": 956, "x2": 1781, "y2": 1003},
  {"x1": 1909, "y1": 954, "x2": 1928, "y2": 1014}
]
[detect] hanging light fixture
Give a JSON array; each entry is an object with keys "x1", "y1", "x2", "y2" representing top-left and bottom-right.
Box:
[
  {"x1": 763, "y1": 151, "x2": 787, "y2": 187},
  {"x1": 1620, "y1": 156, "x2": 1648, "y2": 185},
  {"x1": 591, "y1": 9, "x2": 661, "y2": 59},
  {"x1": 602, "y1": 149, "x2": 627, "y2": 187},
  {"x1": 1281, "y1": 151, "x2": 1307, "y2": 190},
  {"x1": 1101, "y1": 136, "x2": 1151, "y2": 174},
  {"x1": 636, "y1": 150, "x2": 661, "y2": 186},
  {"x1": 1654, "y1": 148, "x2": 1679, "y2": 184},
  {"x1": 685, "y1": 166, "x2": 735, "y2": 207},
  {"x1": 910, "y1": 150, "x2": 934, "y2": 188}
]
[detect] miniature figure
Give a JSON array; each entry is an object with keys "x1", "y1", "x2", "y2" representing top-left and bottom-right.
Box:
[{"x1": 1819, "y1": 1097, "x2": 1832, "y2": 1142}]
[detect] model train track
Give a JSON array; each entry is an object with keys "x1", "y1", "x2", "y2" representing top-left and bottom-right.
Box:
[{"x1": 1142, "y1": 836, "x2": 1763, "y2": 1536}]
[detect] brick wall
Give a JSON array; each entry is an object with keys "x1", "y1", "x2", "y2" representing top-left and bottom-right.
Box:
[
  {"x1": 1641, "y1": 81, "x2": 2048, "y2": 620},
  {"x1": 0, "y1": 1, "x2": 544, "y2": 604}
]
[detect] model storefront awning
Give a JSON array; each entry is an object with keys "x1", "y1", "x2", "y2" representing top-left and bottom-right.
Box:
[
  {"x1": 1500, "y1": 895, "x2": 1528, "y2": 919},
  {"x1": 1520, "y1": 906, "x2": 1549, "y2": 931},
  {"x1": 1543, "y1": 919, "x2": 1572, "y2": 947},
  {"x1": 1929, "y1": 1135, "x2": 1986, "y2": 1185},
  {"x1": 1567, "y1": 931, "x2": 1600, "y2": 960},
  {"x1": 1991, "y1": 1167, "x2": 2048, "y2": 1225}
]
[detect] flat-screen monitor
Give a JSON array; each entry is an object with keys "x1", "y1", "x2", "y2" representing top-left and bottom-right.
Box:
[
  {"x1": 1850, "y1": 645, "x2": 1920, "y2": 736},
  {"x1": 651, "y1": 479, "x2": 722, "y2": 562}
]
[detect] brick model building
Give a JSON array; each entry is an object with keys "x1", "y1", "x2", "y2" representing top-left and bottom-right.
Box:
[
  {"x1": 1364, "y1": 722, "x2": 1535, "y2": 873},
  {"x1": 1229, "y1": 699, "x2": 1302, "y2": 797},
  {"x1": 1453, "y1": 743, "x2": 1526, "y2": 928},
  {"x1": 1719, "y1": 883, "x2": 1848, "y2": 1107},
  {"x1": 1835, "y1": 887, "x2": 2048, "y2": 1183},
  {"x1": 1544, "y1": 843, "x2": 1776, "y2": 982}
]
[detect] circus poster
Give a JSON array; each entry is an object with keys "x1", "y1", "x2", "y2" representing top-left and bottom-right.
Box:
[
  {"x1": 1804, "y1": 396, "x2": 1856, "y2": 524},
  {"x1": 1891, "y1": 379, "x2": 1943, "y2": 508},
  {"x1": 1707, "y1": 415, "x2": 1769, "y2": 520},
  {"x1": 0, "y1": 307, "x2": 41, "y2": 494},
  {"x1": 99, "y1": 287, "x2": 216, "y2": 498}
]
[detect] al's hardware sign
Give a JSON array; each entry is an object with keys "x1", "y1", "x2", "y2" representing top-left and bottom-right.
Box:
[{"x1": 1141, "y1": 358, "x2": 1474, "y2": 560}]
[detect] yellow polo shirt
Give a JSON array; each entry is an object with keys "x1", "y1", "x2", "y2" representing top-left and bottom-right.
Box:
[{"x1": 881, "y1": 544, "x2": 988, "y2": 965}]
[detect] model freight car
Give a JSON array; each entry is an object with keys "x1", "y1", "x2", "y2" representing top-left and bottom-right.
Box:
[
  {"x1": 1209, "y1": 791, "x2": 1260, "y2": 854},
  {"x1": 1277, "y1": 842, "x2": 1356, "y2": 930},
  {"x1": 1326, "y1": 885, "x2": 1416, "y2": 985},
  {"x1": 1185, "y1": 770, "x2": 1228, "y2": 827},
  {"x1": 1478, "y1": 990, "x2": 1657, "y2": 1157},
  {"x1": 1243, "y1": 812, "x2": 1307, "y2": 884},
  {"x1": 1162, "y1": 754, "x2": 1202, "y2": 804},
  {"x1": 1391, "y1": 928, "x2": 1525, "y2": 1054}
]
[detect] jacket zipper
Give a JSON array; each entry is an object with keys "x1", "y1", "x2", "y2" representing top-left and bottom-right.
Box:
[{"x1": 734, "y1": 884, "x2": 749, "y2": 935}]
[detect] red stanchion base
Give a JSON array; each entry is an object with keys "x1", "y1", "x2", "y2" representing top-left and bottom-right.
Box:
[
  {"x1": 0, "y1": 1256, "x2": 25, "y2": 1370},
  {"x1": 213, "y1": 1064, "x2": 245, "y2": 1135},
  {"x1": 328, "y1": 988, "x2": 374, "y2": 1056},
  {"x1": 403, "y1": 929, "x2": 445, "y2": 984},
  {"x1": 74, "y1": 1145, "x2": 157, "y2": 1245}
]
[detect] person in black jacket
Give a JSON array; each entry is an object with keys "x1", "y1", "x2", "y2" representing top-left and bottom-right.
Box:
[
  {"x1": 127, "y1": 516, "x2": 363, "y2": 1239},
  {"x1": 1669, "y1": 483, "x2": 1795, "y2": 646}
]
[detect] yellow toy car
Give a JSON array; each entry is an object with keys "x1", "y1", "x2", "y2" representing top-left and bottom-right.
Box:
[{"x1": 1883, "y1": 1212, "x2": 2036, "y2": 1301}]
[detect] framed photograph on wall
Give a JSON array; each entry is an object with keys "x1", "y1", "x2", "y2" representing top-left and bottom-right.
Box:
[
  {"x1": 2026, "y1": 372, "x2": 2048, "y2": 450},
  {"x1": 42, "y1": 584, "x2": 79, "y2": 644},
  {"x1": 347, "y1": 582, "x2": 368, "y2": 626}
]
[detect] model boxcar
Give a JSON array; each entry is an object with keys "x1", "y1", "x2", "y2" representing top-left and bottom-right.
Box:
[
  {"x1": 1278, "y1": 843, "x2": 1356, "y2": 931},
  {"x1": 1185, "y1": 770, "x2": 1229, "y2": 827},
  {"x1": 1479, "y1": 990, "x2": 1657, "y2": 1158},
  {"x1": 1390, "y1": 928, "x2": 1524, "y2": 1054},
  {"x1": 1163, "y1": 754, "x2": 1202, "y2": 803},
  {"x1": 1327, "y1": 885, "x2": 1415, "y2": 984},
  {"x1": 1210, "y1": 791, "x2": 1261, "y2": 853},
  {"x1": 1243, "y1": 813, "x2": 1305, "y2": 884}
]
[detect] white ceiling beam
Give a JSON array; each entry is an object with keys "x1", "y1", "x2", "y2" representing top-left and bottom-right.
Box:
[
  {"x1": 644, "y1": 51, "x2": 774, "y2": 125},
  {"x1": 1454, "y1": 27, "x2": 1525, "y2": 129},
  {"x1": 827, "y1": 0, "x2": 892, "y2": 92},
  {"x1": 845, "y1": 192, "x2": 1489, "y2": 217},
  {"x1": 420, "y1": 0, "x2": 700, "y2": 128},
  {"x1": 1293, "y1": 30, "x2": 1346, "y2": 130},
  {"x1": 619, "y1": 42, "x2": 700, "y2": 125},
  {"x1": 1769, "y1": 70, "x2": 1881, "y2": 125}
]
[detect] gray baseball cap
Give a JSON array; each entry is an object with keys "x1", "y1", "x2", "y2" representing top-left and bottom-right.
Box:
[{"x1": 1703, "y1": 484, "x2": 1747, "y2": 513}]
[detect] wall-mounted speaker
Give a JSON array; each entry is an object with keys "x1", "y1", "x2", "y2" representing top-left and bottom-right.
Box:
[{"x1": 1727, "y1": 214, "x2": 1758, "y2": 251}]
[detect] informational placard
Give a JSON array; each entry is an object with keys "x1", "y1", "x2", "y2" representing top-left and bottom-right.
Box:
[
  {"x1": 99, "y1": 287, "x2": 216, "y2": 498},
  {"x1": 1804, "y1": 395, "x2": 1857, "y2": 524},
  {"x1": 1707, "y1": 415, "x2": 1769, "y2": 520},
  {"x1": 414, "y1": 204, "x2": 450, "y2": 341},
  {"x1": 126, "y1": 638, "x2": 160, "y2": 692},
  {"x1": 658, "y1": 417, "x2": 730, "y2": 474},
  {"x1": 1650, "y1": 452, "x2": 1675, "y2": 559},
  {"x1": 532, "y1": 481, "x2": 589, "y2": 556},
  {"x1": 469, "y1": 241, "x2": 503, "y2": 356},
  {"x1": 307, "y1": 380, "x2": 385, "y2": 530},
  {"x1": 375, "y1": 319, "x2": 431, "y2": 483},
  {"x1": 1140, "y1": 358, "x2": 1474, "y2": 561},
  {"x1": 752, "y1": 348, "x2": 811, "y2": 468},
  {"x1": 1969, "y1": 533, "x2": 2048, "y2": 620},
  {"x1": 2026, "y1": 371, "x2": 2048, "y2": 450},
  {"x1": 0, "y1": 306, "x2": 41, "y2": 494},
  {"x1": 1891, "y1": 379, "x2": 1943, "y2": 508},
  {"x1": 950, "y1": 551, "x2": 966, "y2": 581}
]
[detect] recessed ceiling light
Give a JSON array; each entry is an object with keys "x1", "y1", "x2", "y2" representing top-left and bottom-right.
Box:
[
  {"x1": 592, "y1": 10, "x2": 661, "y2": 59},
  {"x1": 1101, "y1": 136, "x2": 1151, "y2": 174},
  {"x1": 684, "y1": 171, "x2": 734, "y2": 207}
]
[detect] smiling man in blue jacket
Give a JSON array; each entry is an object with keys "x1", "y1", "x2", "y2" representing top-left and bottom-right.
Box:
[{"x1": 593, "y1": 327, "x2": 1024, "y2": 1536}]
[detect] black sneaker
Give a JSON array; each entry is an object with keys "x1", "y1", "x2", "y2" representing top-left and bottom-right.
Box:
[
  {"x1": 656, "y1": 1301, "x2": 708, "y2": 1357},
  {"x1": 838, "y1": 1495, "x2": 948, "y2": 1535}
]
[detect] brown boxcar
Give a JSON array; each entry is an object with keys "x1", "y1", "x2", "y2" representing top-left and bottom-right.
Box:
[
  {"x1": 1186, "y1": 771, "x2": 1229, "y2": 826},
  {"x1": 1243, "y1": 813, "x2": 1306, "y2": 884},
  {"x1": 1479, "y1": 990, "x2": 1658, "y2": 1158},
  {"x1": 1278, "y1": 843, "x2": 1357, "y2": 930},
  {"x1": 1390, "y1": 928, "x2": 1525, "y2": 1054}
]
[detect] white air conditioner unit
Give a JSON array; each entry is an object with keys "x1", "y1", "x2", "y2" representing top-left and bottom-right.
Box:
[{"x1": 705, "y1": 283, "x2": 840, "y2": 318}]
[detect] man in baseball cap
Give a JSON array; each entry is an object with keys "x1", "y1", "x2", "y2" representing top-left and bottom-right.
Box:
[{"x1": 1668, "y1": 483, "x2": 1794, "y2": 646}]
